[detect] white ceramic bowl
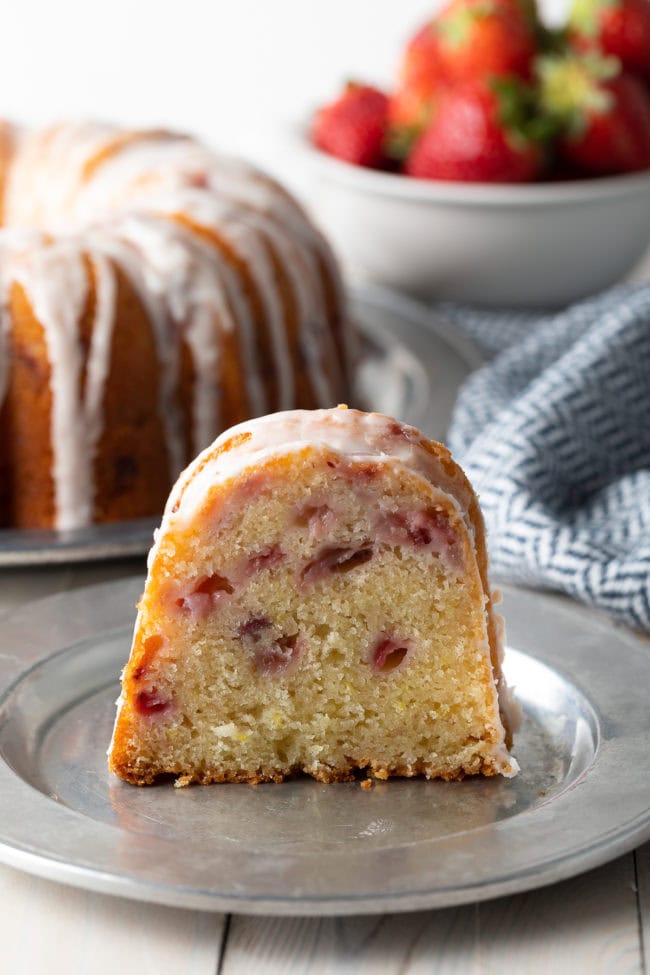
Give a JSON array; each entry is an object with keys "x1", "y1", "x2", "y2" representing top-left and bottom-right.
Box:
[{"x1": 298, "y1": 130, "x2": 650, "y2": 308}]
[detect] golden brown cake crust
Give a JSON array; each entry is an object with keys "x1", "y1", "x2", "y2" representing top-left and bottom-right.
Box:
[
  {"x1": 113, "y1": 757, "x2": 507, "y2": 788},
  {"x1": 3, "y1": 279, "x2": 59, "y2": 528}
]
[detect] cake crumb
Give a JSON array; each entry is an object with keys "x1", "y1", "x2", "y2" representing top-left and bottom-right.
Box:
[{"x1": 360, "y1": 778, "x2": 373, "y2": 790}]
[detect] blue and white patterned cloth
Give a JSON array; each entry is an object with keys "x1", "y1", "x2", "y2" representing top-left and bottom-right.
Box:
[{"x1": 443, "y1": 283, "x2": 650, "y2": 632}]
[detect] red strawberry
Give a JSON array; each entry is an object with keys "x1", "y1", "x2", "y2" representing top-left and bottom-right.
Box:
[
  {"x1": 569, "y1": 0, "x2": 650, "y2": 83},
  {"x1": 539, "y1": 54, "x2": 650, "y2": 174},
  {"x1": 388, "y1": 0, "x2": 547, "y2": 159},
  {"x1": 387, "y1": 23, "x2": 448, "y2": 160},
  {"x1": 387, "y1": 74, "x2": 439, "y2": 160},
  {"x1": 312, "y1": 83, "x2": 389, "y2": 168},
  {"x1": 433, "y1": 0, "x2": 538, "y2": 85},
  {"x1": 400, "y1": 22, "x2": 446, "y2": 89},
  {"x1": 405, "y1": 80, "x2": 544, "y2": 182}
]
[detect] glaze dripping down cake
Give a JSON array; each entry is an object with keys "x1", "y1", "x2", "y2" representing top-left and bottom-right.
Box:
[
  {"x1": 109, "y1": 407, "x2": 519, "y2": 786},
  {"x1": 0, "y1": 121, "x2": 351, "y2": 529}
]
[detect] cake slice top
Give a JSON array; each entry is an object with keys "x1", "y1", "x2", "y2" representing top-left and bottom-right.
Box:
[{"x1": 166, "y1": 406, "x2": 478, "y2": 531}]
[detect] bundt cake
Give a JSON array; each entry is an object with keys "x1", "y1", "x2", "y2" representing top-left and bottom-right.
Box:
[
  {"x1": 0, "y1": 121, "x2": 351, "y2": 530},
  {"x1": 109, "y1": 406, "x2": 519, "y2": 786}
]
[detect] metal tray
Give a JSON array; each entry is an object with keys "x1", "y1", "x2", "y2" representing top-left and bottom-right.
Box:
[
  {"x1": 0, "y1": 577, "x2": 647, "y2": 916},
  {"x1": 0, "y1": 286, "x2": 480, "y2": 568}
]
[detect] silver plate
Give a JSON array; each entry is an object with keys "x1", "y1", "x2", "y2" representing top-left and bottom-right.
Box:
[
  {"x1": 0, "y1": 286, "x2": 478, "y2": 568},
  {"x1": 0, "y1": 577, "x2": 648, "y2": 916},
  {"x1": 0, "y1": 517, "x2": 158, "y2": 568}
]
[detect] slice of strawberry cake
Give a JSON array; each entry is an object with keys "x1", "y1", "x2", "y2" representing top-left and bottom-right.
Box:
[{"x1": 109, "y1": 406, "x2": 519, "y2": 785}]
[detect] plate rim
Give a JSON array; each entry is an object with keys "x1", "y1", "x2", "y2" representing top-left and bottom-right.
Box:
[
  {"x1": 0, "y1": 576, "x2": 648, "y2": 916},
  {"x1": 0, "y1": 285, "x2": 476, "y2": 569}
]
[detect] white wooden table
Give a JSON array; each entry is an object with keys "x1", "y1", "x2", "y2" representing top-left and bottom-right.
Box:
[{"x1": 0, "y1": 561, "x2": 648, "y2": 975}]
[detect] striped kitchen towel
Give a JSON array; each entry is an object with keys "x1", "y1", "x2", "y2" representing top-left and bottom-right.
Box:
[{"x1": 444, "y1": 283, "x2": 650, "y2": 632}]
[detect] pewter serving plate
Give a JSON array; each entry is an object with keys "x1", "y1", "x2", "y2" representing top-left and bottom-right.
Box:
[
  {"x1": 0, "y1": 286, "x2": 479, "y2": 568},
  {"x1": 0, "y1": 578, "x2": 648, "y2": 916}
]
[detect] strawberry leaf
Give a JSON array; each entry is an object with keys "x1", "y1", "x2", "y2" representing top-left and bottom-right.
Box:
[
  {"x1": 537, "y1": 53, "x2": 619, "y2": 138},
  {"x1": 436, "y1": 2, "x2": 496, "y2": 49},
  {"x1": 385, "y1": 125, "x2": 422, "y2": 161},
  {"x1": 569, "y1": 0, "x2": 618, "y2": 37},
  {"x1": 492, "y1": 75, "x2": 560, "y2": 145}
]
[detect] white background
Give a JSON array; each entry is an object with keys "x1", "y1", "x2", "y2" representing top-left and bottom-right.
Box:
[{"x1": 3, "y1": 0, "x2": 568, "y2": 188}]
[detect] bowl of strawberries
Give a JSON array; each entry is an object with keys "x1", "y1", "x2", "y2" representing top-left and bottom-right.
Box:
[{"x1": 305, "y1": 0, "x2": 650, "y2": 308}]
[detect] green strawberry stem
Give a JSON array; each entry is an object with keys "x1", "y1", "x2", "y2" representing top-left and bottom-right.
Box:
[{"x1": 537, "y1": 53, "x2": 619, "y2": 137}]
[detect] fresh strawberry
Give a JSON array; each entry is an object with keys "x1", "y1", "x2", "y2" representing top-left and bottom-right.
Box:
[
  {"x1": 569, "y1": 0, "x2": 650, "y2": 83},
  {"x1": 400, "y1": 22, "x2": 446, "y2": 89},
  {"x1": 312, "y1": 83, "x2": 389, "y2": 168},
  {"x1": 539, "y1": 54, "x2": 650, "y2": 174},
  {"x1": 432, "y1": 0, "x2": 538, "y2": 85},
  {"x1": 387, "y1": 23, "x2": 448, "y2": 160},
  {"x1": 387, "y1": 74, "x2": 439, "y2": 160},
  {"x1": 405, "y1": 79, "x2": 545, "y2": 182}
]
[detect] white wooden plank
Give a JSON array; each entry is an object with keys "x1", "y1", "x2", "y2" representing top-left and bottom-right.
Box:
[
  {"x1": 636, "y1": 841, "x2": 650, "y2": 970},
  {"x1": 222, "y1": 854, "x2": 641, "y2": 974},
  {"x1": 0, "y1": 865, "x2": 224, "y2": 975},
  {"x1": 222, "y1": 910, "x2": 470, "y2": 975},
  {"x1": 472, "y1": 853, "x2": 641, "y2": 975}
]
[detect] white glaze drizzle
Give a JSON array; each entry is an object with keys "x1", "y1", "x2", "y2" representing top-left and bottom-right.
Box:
[
  {"x1": 187, "y1": 188, "x2": 342, "y2": 409},
  {"x1": 84, "y1": 253, "x2": 117, "y2": 498},
  {"x1": 209, "y1": 162, "x2": 353, "y2": 378},
  {"x1": 162, "y1": 190, "x2": 294, "y2": 414},
  {"x1": 11, "y1": 242, "x2": 89, "y2": 528},
  {"x1": 84, "y1": 228, "x2": 186, "y2": 478},
  {"x1": 215, "y1": 214, "x2": 294, "y2": 411},
  {"x1": 0, "y1": 121, "x2": 351, "y2": 527},
  {"x1": 107, "y1": 214, "x2": 226, "y2": 453},
  {"x1": 5, "y1": 122, "x2": 116, "y2": 230},
  {"x1": 149, "y1": 190, "x2": 296, "y2": 412},
  {"x1": 0, "y1": 228, "x2": 15, "y2": 409},
  {"x1": 0, "y1": 228, "x2": 43, "y2": 412},
  {"x1": 7, "y1": 240, "x2": 120, "y2": 528},
  {"x1": 0, "y1": 299, "x2": 8, "y2": 413},
  {"x1": 168, "y1": 408, "x2": 476, "y2": 527},
  {"x1": 284, "y1": 239, "x2": 338, "y2": 408},
  {"x1": 216, "y1": 252, "x2": 267, "y2": 419},
  {"x1": 243, "y1": 212, "x2": 335, "y2": 408}
]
